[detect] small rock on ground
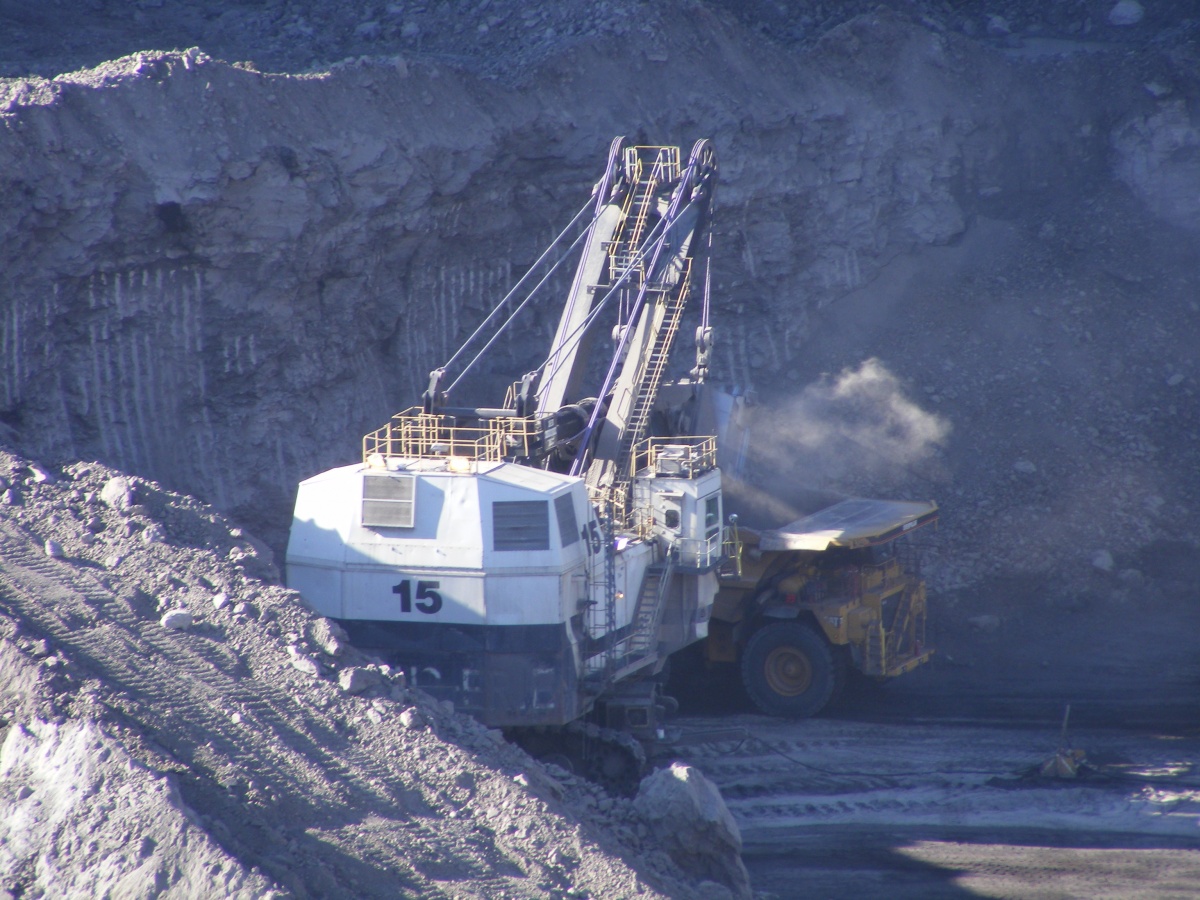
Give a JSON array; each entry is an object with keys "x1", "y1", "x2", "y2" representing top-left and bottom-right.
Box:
[{"x1": 160, "y1": 609, "x2": 193, "y2": 630}]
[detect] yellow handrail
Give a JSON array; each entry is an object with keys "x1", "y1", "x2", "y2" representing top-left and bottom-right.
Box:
[
  {"x1": 630, "y1": 435, "x2": 718, "y2": 478},
  {"x1": 362, "y1": 409, "x2": 546, "y2": 463}
]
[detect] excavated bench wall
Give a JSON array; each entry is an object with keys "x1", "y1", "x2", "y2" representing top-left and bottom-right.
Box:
[{"x1": 0, "y1": 15, "x2": 1189, "y2": 548}]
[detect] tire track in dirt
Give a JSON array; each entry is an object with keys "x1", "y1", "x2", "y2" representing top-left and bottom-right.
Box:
[
  {"x1": 0, "y1": 523, "x2": 355, "y2": 806},
  {"x1": 673, "y1": 713, "x2": 1200, "y2": 852},
  {"x1": 0, "y1": 520, "x2": 522, "y2": 898}
]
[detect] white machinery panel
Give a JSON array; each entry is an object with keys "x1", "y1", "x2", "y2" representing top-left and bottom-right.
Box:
[{"x1": 344, "y1": 570, "x2": 486, "y2": 624}]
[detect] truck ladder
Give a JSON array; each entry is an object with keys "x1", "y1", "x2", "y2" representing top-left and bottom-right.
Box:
[
  {"x1": 865, "y1": 584, "x2": 929, "y2": 677},
  {"x1": 885, "y1": 585, "x2": 925, "y2": 664},
  {"x1": 864, "y1": 622, "x2": 885, "y2": 676}
]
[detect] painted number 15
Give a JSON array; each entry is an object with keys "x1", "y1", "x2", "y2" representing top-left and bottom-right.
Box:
[{"x1": 392, "y1": 579, "x2": 443, "y2": 614}]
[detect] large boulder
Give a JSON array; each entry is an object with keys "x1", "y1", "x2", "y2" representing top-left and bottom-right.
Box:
[
  {"x1": 311, "y1": 617, "x2": 349, "y2": 657},
  {"x1": 634, "y1": 763, "x2": 751, "y2": 900},
  {"x1": 99, "y1": 476, "x2": 135, "y2": 512}
]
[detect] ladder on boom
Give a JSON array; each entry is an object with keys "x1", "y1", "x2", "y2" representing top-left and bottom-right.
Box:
[
  {"x1": 610, "y1": 265, "x2": 692, "y2": 497},
  {"x1": 607, "y1": 147, "x2": 681, "y2": 284}
]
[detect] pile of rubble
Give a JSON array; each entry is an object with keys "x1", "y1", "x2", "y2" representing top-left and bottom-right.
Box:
[{"x1": 0, "y1": 447, "x2": 748, "y2": 899}]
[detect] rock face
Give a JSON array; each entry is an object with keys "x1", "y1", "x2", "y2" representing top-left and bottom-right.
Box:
[
  {"x1": 635, "y1": 763, "x2": 751, "y2": 899},
  {"x1": 0, "y1": 8, "x2": 1152, "y2": 553}
]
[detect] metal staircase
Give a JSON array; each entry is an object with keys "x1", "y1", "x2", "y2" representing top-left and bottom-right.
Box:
[
  {"x1": 610, "y1": 554, "x2": 677, "y2": 681},
  {"x1": 612, "y1": 267, "x2": 691, "y2": 487}
]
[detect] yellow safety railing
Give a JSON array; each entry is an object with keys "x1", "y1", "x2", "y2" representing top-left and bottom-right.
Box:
[
  {"x1": 631, "y1": 435, "x2": 717, "y2": 478},
  {"x1": 673, "y1": 530, "x2": 725, "y2": 571},
  {"x1": 362, "y1": 408, "x2": 546, "y2": 463}
]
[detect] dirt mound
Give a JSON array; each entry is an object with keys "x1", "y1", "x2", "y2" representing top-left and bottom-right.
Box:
[
  {"x1": 2, "y1": 719, "x2": 277, "y2": 899},
  {"x1": 0, "y1": 446, "x2": 724, "y2": 899}
]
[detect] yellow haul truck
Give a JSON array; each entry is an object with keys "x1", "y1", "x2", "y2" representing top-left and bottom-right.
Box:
[{"x1": 707, "y1": 498, "x2": 938, "y2": 717}]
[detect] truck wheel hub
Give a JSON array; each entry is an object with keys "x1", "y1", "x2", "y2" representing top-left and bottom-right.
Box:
[{"x1": 764, "y1": 646, "x2": 812, "y2": 695}]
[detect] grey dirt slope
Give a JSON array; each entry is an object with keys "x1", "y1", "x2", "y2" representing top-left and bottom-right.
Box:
[{"x1": 0, "y1": 449, "x2": 736, "y2": 899}]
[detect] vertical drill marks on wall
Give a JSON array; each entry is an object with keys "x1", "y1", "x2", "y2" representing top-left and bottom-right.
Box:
[
  {"x1": 3, "y1": 265, "x2": 212, "y2": 471},
  {"x1": 75, "y1": 266, "x2": 207, "y2": 475},
  {"x1": 3, "y1": 298, "x2": 21, "y2": 409},
  {"x1": 43, "y1": 285, "x2": 59, "y2": 360},
  {"x1": 128, "y1": 334, "x2": 150, "y2": 472},
  {"x1": 402, "y1": 259, "x2": 514, "y2": 401}
]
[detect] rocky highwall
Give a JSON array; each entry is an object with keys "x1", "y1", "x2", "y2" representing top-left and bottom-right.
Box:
[{"x1": 1, "y1": 12, "x2": 1191, "y2": 545}]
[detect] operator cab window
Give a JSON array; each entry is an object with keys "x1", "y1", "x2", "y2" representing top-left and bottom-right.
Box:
[{"x1": 704, "y1": 495, "x2": 721, "y2": 539}]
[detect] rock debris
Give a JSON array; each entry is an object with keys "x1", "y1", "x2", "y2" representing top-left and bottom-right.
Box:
[{"x1": 0, "y1": 448, "x2": 737, "y2": 899}]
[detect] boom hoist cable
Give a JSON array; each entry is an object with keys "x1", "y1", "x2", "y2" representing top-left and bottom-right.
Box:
[
  {"x1": 461, "y1": 211, "x2": 672, "y2": 407},
  {"x1": 438, "y1": 212, "x2": 674, "y2": 424},
  {"x1": 692, "y1": 223, "x2": 715, "y2": 384},
  {"x1": 445, "y1": 216, "x2": 599, "y2": 397},
  {"x1": 534, "y1": 217, "x2": 670, "y2": 399},
  {"x1": 422, "y1": 195, "x2": 601, "y2": 412},
  {"x1": 427, "y1": 137, "x2": 635, "y2": 415}
]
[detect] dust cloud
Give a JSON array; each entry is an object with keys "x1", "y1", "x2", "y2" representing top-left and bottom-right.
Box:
[{"x1": 749, "y1": 358, "x2": 949, "y2": 492}]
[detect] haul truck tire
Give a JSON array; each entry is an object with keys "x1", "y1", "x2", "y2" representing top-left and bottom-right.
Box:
[{"x1": 741, "y1": 621, "x2": 836, "y2": 718}]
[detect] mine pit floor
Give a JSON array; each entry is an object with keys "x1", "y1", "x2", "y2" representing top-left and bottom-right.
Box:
[{"x1": 671, "y1": 709, "x2": 1200, "y2": 898}]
